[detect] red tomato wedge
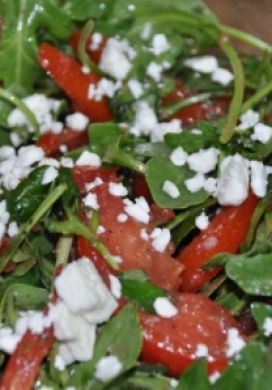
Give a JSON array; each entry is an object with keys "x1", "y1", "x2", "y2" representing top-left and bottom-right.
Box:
[
  {"x1": 37, "y1": 128, "x2": 88, "y2": 157},
  {"x1": 140, "y1": 293, "x2": 243, "y2": 376},
  {"x1": 162, "y1": 80, "x2": 230, "y2": 126},
  {"x1": 69, "y1": 29, "x2": 107, "y2": 64},
  {"x1": 178, "y1": 191, "x2": 258, "y2": 293},
  {"x1": 0, "y1": 328, "x2": 54, "y2": 390},
  {"x1": 37, "y1": 43, "x2": 113, "y2": 122},
  {"x1": 72, "y1": 165, "x2": 118, "y2": 193},
  {"x1": 93, "y1": 183, "x2": 183, "y2": 291}
]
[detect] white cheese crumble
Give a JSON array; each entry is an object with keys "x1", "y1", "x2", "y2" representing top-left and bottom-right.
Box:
[
  {"x1": 95, "y1": 355, "x2": 123, "y2": 382},
  {"x1": 109, "y1": 274, "x2": 122, "y2": 299},
  {"x1": 150, "y1": 34, "x2": 170, "y2": 55},
  {"x1": 250, "y1": 161, "x2": 268, "y2": 197},
  {"x1": 141, "y1": 23, "x2": 152, "y2": 40},
  {"x1": 251, "y1": 123, "x2": 272, "y2": 144},
  {"x1": 0, "y1": 200, "x2": 10, "y2": 241},
  {"x1": 128, "y1": 79, "x2": 143, "y2": 98},
  {"x1": 89, "y1": 32, "x2": 103, "y2": 51},
  {"x1": 153, "y1": 297, "x2": 178, "y2": 318},
  {"x1": 117, "y1": 213, "x2": 128, "y2": 223},
  {"x1": 124, "y1": 196, "x2": 150, "y2": 224},
  {"x1": 99, "y1": 38, "x2": 134, "y2": 80},
  {"x1": 65, "y1": 112, "x2": 89, "y2": 131},
  {"x1": 162, "y1": 180, "x2": 180, "y2": 199},
  {"x1": 150, "y1": 227, "x2": 171, "y2": 253},
  {"x1": 147, "y1": 62, "x2": 163, "y2": 81},
  {"x1": 169, "y1": 147, "x2": 188, "y2": 167},
  {"x1": 109, "y1": 182, "x2": 128, "y2": 197},
  {"x1": 83, "y1": 193, "x2": 99, "y2": 210},
  {"x1": 236, "y1": 109, "x2": 260, "y2": 132},
  {"x1": 42, "y1": 166, "x2": 58, "y2": 185},
  {"x1": 85, "y1": 177, "x2": 103, "y2": 192},
  {"x1": 185, "y1": 173, "x2": 205, "y2": 193},
  {"x1": 184, "y1": 56, "x2": 218, "y2": 74},
  {"x1": 60, "y1": 157, "x2": 74, "y2": 168},
  {"x1": 263, "y1": 317, "x2": 272, "y2": 336},
  {"x1": 76, "y1": 151, "x2": 101, "y2": 167},
  {"x1": 140, "y1": 228, "x2": 149, "y2": 241},
  {"x1": 216, "y1": 154, "x2": 249, "y2": 206},
  {"x1": 88, "y1": 78, "x2": 122, "y2": 101},
  {"x1": 203, "y1": 177, "x2": 217, "y2": 195},
  {"x1": 211, "y1": 67, "x2": 234, "y2": 86},
  {"x1": 209, "y1": 372, "x2": 221, "y2": 384},
  {"x1": 225, "y1": 327, "x2": 246, "y2": 357},
  {"x1": 7, "y1": 221, "x2": 19, "y2": 237},
  {"x1": 195, "y1": 343, "x2": 209, "y2": 358},
  {"x1": 195, "y1": 212, "x2": 209, "y2": 230},
  {"x1": 0, "y1": 327, "x2": 21, "y2": 354},
  {"x1": 187, "y1": 148, "x2": 218, "y2": 174}
]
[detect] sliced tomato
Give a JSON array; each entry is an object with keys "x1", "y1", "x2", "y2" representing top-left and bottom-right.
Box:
[
  {"x1": 162, "y1": 80, "x2": 230, "y2": 126},
  {"x1": 0, "y1": 238, "x2": 16, "y2": 273},
  {"x1": 94, "y1": 183, "x2": 183, "y2": 291},
  {"x1": 150, "y1": 203, "x2": 175, "y2": 226},
  {"x1": 131, "y1": 173, "x2": 153, "y2": 203},
  {"x1": 0, "y1": 328, "x2": 54, "y2": 390},
  {"x1": 36, "y1": 128, "x2": 88, "y2": 157},
  {"x1": 69, "y1": 29, "x2": 107, "y2": 64},
  {"x1": 72, "y1": 165, "x2": 118, "y2": 193},
  {"x1": 140, "y1": 293, "x2": 243, "y2": 376},
  {"x1": 37, "y1": 43, "x2": 113, "y2": 122},
  {"x1": 178, "y1": 191, "x2": 258, "y2": 293}
]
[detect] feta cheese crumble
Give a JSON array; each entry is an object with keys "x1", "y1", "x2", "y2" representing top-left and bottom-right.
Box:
[
  {"x1": 88, "y1": 78, "x2": 122, "y2": 101},
  {"x1": 153, "y1": 297, "x2": 178, "y2": 318},
  {"x1": 251, "y1": 123, "x2": 272, "y2": 144},
  {"x1": 65, "y1": 112, "x2": 89, "y2": 131},
  {"x1": 95, "y1": 355, "x2": 123, "y2": 382},
  {"x1": 195, "y1": 212, "x2": 209, "y2": 230},
  {"x1": 76, "y1": 151, "x2": 101, "y2": 167},
  {"x1": 187, "y1": 148, "x2": 218, "y2": 174},
  {"x1": 109, "y1": 182, "x2": 128, "y2": 197},
  {"x1": 250, "y1": 161, "x2": 268, "y2": 197},
  {"x1": 42, "y1": 166, "x2": 58, "y2": 185},
  {"x1": 169, "y1": 147, "x2": 188, "y2": 166},
  {"x1": 83, "y1": 193, "x2": 99, "y2": 210},
  {"x1": 128, "y1": 79, "x2": 143, "y2": 99},
  {"x1": 184, "y1": 56, "x2": 218, "y2": 74},
  {"x1": 225, "y1": 327, "x2": 246, "y2": 357},
  {"x1": 185, "y1": 173, "x2": 205, "y2": 193},
  {"x1": 236, "y1": 109, "x2": 260, "y2": 132},
  {"x1": 162, "y1": 180, "x2": 180, "y2": 198},
  {"x1": 150, "y1": 227, "x2": 171, "y2": 253},
  {"x1": 150, "y1": 34, "x2": 170, "y2": 56},
  {"x1": 124, "y1": 196, "x2": 150, "y2": 224},
  {"x1": 211, "y1": 67, "x2": 234, "y2": 86},
  {"x1": 263, "y1": 317, "x2": 272, "y2": 337}
]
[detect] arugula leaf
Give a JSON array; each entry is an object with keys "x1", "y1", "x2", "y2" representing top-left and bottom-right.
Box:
[
  {"x1": 0, "y1": 0, "x2": 74, "y2": 92},
  {"x1": 89, "y1": 122, "x2": 124, "y2": 157},
  {"x1": 146, "y1": 157, "x2": 209, "y2": 209},
  {"x1": 6, "y1": 166, "x2": 50, "y2": 223},
  {"x1": 251, "y1": 302, "x2": 272, "y2": 337},
  {"x1": 177, "y1": 358, "x2": 210, "y2": 390},
  {"x1": 62, "y1": 0, "x2": 112, "y2": 21},
  {"x1": 67, "y1": 304, "x2": 142, "y2": 388}
]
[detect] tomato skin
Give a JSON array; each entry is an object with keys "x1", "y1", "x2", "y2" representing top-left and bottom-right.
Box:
[
  {"x1": 140, "y1": 293, "x2": 242, "y2": 376},
  {"x1": 162, "y1": 80, "x2": 230, "y2": 126},
  {"x1": 178, "y1": 192, "x2": 258, "y2": 293},
  {"x1": 0, "y1": 328, "x2": 54, "y2": 390},
  {"x1": 37, "y1": 43, "x2": 113, "y2": 122},
  {"x1": 36, "y1": 128, "x2": 88, "y2": 157},
  {"x1": 72, "y1": 166, "x2": 118, "y2": 193},
  {"x1": 69, "y1": 29, "x2": 107, "y2": 65}
]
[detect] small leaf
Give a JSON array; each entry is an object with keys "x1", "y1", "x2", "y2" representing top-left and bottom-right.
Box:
[
  {"x1": 251, "y1": 302, "x2": 272, "y2": 337},
  {"x1": 88, "y1": 122, "x2": 123, "y2": 157},
  {"x1": 177, "y1": 358, "x2": 210, "y2": 390}
]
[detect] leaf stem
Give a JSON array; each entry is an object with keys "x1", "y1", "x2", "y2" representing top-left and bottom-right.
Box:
[
  {"x1": 241, "y1": 80, "x2": 272, "y2": 114},
  {"x1": 77, "y1": 19, "x2": 101, "y2": 74}
]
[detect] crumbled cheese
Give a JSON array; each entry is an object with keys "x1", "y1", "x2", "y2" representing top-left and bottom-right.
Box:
[
  {"x1": 263, "y1": 317, "x2": 272, "y2": 336},
  {"x1": 153, "y1": 297, "x2": 178, "y2": 318},
  {"x1": 42, "y1": 166, "x2": 58, "y2": 185},
  {"x1": 141, "y1": 23, "x2": 152, "y2": 40},
  {"x1": 150, "y1": 227, "x2": 171, "y2": 252},
  {"x1": 203, "y1": 236, "x2": 218, "y2": 250},
  {"x1": 109, "y1": 182, "x2": 128, "y2": 197},
  {"x1": 59, "y1": 144, "x2": 68, "y2": 153},
  {"x1": 211, "y1": 68, "x2": 234, "y2": 86},
  {"x1": 128, "y1": 79, "x2": 143, "y2": 98},
  {"x1": 185, "y1": 173, "x2": 205, "y2": 193},
  {"x1": 88, "y1": 78, "x2": 122, "y2": 101},
  {"x1": 65, "y1": 112, "x2": 89, "y2": 131},
  {"x1": 150, "y1": 34, "x2": 170, "y2": 55},
  {"x1": 147, "y1": 62, "x2": 163, "y2": 81},
  {"x1": 39, "y1": 157, "x2": 60, "y2": 169},
  {"x1": 209, "y1": 372, "x2": 221, "y2": 384},
  {"x1": 0, "y1": 200, "x2": 10, "y2": 241},
  {"x1": 195, "y1": 212, "x2": 209, "y2": 230},
  {"x1": 250, "y1": 161, "x2": 268, "y2": 197},
  {"x1": 76, "y1": 151, "x2": 101, "y2": 167},
  {"x1": 7, "y1": 93, "x2": 62, "y2": 134},
  {"x1": 55, "y1": 354, "x2": 66, "y2": 371},
  {"x1": 99, "y1": 38, "x2": 133, "y2": 80},
  {"x1": 97, "y1": 225, "x2": 106, "y2": 235},
  {"x1": 0, "y1": 327, "x2": 21, "y2": 354},
  {"x1": 203, "y1": 177, "x2": 217, "y2": 194},
  {"x1": 89, "y1": 32, "x2": 103, "y2": 51},
  {"x1": 81, "y1": 65, "x2": 91, "y2": 74},
  {"x1": 225, "y1": 327, "x2": 246, "y2": 357},
  {"x1": 217, "y1": 154, "x2": 249, "y2": 206},
  {"x1": 140, "y1": 228, "x2": 149, "y2": 241},
  {"x1": 170, "y1": 379, "x2": 179, "y2": 388},
  {"x1": 95, "y1": 355, "x2": 123, "y2": 382},
  {"x1": 169, "y1": 147, "x2": 188, "y2": 166},
  {"x1": 109, "y1": 275, "x2": 122, "y2": 299},
  {"x1": 131, "y1": 101, "x2": 158, "y2": 137},
  {"x1": 184, "y1": 56, "x2": 218, "y2": 74},
  {"x1": 117, "y1": 213, "x2": 128, "y2": 223},
  {"x1": 7, "y1": 221, "x2": 19, "y2": 237},
  {"x1": 151, "y1": 119, "x2": 182, "y2": 142},
  {"x1": 85, "y1": 177, "x2": 103, "y2": 192},
  {"x1": 83, "y1": 193, "x2": 99, "y2": 210},
  {"x1": 236, "y1": 109, "x2": 260, "y2": 132},
  {"x1": 187, "y1": 148, "x2": 218, "y2": 174},
  {"x1": 124, "y1": 196, "x2": 150, "y2": 224},
  {"x1": 251, "y1": 123, "x2": 272, "y2": 144},
  {"x1": 0, "y1": 146, "x2": 15, "y2": 160},
  {"x1": 17, "y1": 145, "x2": 45, "y2": 167},
  {"x1": 10, "y1": 132, "x2": 23, "y2": 147},
  {"x1": 162, "y1": 180, "x2": 180, "y2": 198},
  {"x1": 195, "y1": 343, "x2": 209, "y2": 358},
  {"x1": 60, "y1": 157, "x2": 74, "y2": 168}
]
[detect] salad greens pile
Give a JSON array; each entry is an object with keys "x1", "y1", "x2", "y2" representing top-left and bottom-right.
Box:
[{"x1": 0, "y1": 0, "x2": 272, "y2": 389}]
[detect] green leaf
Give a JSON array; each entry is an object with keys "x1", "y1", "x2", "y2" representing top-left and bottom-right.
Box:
[
  {"x1": 67, "y1": 304, "x2": 143, "y2": 388},
  {"x1": 177, "y1": 358, "x2": 210, "y2": 390},
  {"x1": 88, "y1": 122, "x2": 124, "y2": 157},
  {"x1": 113, "y1": 371, "x2": 174, "y2": 389},
  {"x1": 6, "y1": 166, "x2": 50, "y2": 223},
  {"x1": 215, "y1": 342, "x2": 272, "y2": 390},
  {"x1": 120, "y1": 276, "x2": 167, "y2": 313},
  {"x1": 0, "y1": 0, "x2": 74, "y2": 92},
  {"x1": 251, "y1": 302, "x2": 272, "y2": 337},
  {"x1": 62, "y1": 0, "x2": 112, "y2": 21},
  {"x1": 146, "y1": 157, "x2": 209, "y2": 209},
  {"x1": 226, "y1": 253, "x2": 272, "y2": 296}
]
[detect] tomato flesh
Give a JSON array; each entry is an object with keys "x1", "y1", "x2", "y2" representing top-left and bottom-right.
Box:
[{"x1": 140, "y1": 293, "x2": 242, "y2": 376}]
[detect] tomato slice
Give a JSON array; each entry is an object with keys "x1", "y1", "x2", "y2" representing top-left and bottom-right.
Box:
[
  {"x1": 140, "y1": 293, "x2": 243, "y2": 376},
  {"x1": 36, "y1": 128, "x2": 88, "y2": 157},
  {"x1": 69, "y1": 29, "x2": 107, "y2": 65},
  {"x1": 37, "y1": 43, "x2": 113, "y2": 122},
  {"x1": 178, "y1": 191, "x2": 258, "y2": 293},
  {"x1": 162, "y1": 80, "x2": 230, "y2": 126},
  {"x1": 94, "y1": 183, "x2": 183, "y2": 291},
  {"x1": 0, "y1": 328, "x2": 54, "y2": 390},
  {"x1": 72, "y1": 166, "x2": 118, "y2": 193}
]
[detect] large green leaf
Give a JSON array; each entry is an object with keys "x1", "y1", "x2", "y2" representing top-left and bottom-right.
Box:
[
  {"x1": 146, "y1": 157, "x2": 209, "y2": 209},
  {"x1": 0, "y1": 0, "x2": 74, "y2": 92},
  {"x1": 177, "y1": 359, "x2": 210, "y2": 390}
]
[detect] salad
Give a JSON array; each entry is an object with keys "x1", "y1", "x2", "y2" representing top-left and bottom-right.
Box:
[{"x1": 0, "y1": 0, "x2": 272, "y2": 388}]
